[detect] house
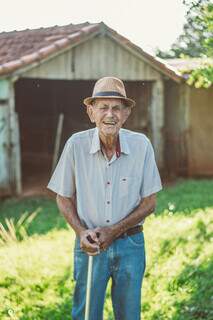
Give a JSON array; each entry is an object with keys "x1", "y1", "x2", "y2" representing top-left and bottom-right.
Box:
[{"x1": 0, "y1": 22, "x2": 212, "y2": 196}]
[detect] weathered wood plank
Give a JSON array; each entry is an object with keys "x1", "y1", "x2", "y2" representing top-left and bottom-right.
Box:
[
  {"x1": 23, "y1": 35, "x2": 162, "y2": 81},
  {"x1": 8, "y1": 83, "x2": 22, "y2": 195},
  {"x1": 0, "y1": 80, "x2": 10, "y2": 100},
  {"x1": 150, "y1": 78, "x2": 164, "y2": 170},
  {"x1": 0, "y1": 101, "x2": 11, "y2": 196}
]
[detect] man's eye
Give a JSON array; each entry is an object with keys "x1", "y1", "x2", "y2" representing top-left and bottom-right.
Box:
[{"x1": 113, "y1": 106, "x2": 121, "y2": 111}]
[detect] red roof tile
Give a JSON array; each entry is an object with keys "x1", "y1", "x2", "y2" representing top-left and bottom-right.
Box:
[
  {"x1": 0, "y1": 22, "x2": 99, "y2": 76},
  {"x1": 0, "y1": 22, "x2": 182, "y2": 82}
]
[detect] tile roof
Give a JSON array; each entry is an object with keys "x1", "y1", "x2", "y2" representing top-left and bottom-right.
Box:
[
  {"x1": 0, "y1": 22, "x2": 182, "y2": 82},
  {"x1": 0, "y1": 22, "x2": 99, "y2": 76}
]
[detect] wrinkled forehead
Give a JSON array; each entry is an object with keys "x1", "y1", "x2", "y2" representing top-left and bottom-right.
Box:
[{"x1": 92, "y1": 98, "x2": 124, "y2": 107}]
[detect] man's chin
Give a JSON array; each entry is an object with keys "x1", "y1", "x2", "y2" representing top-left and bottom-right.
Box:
[{"x1": 101, "y1": 129, "x2": 119, "y2": 137}]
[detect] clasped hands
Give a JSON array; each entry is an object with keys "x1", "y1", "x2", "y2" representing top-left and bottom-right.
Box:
[{"x1": 79, "y1": 226, "x2": 117, "y2": 256}]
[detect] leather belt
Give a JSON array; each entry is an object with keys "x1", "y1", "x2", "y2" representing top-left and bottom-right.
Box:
[{"x1": 116, "y1": 225, "x2": 143, "y2": 239}]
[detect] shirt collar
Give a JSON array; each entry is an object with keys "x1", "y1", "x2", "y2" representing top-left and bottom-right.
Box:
[
  {"x1": 89, "y1": 127, "x2": 130, "y2": 155},
  {"x1": 89, "y1": 127, "x2": 101, "y2": 154}
]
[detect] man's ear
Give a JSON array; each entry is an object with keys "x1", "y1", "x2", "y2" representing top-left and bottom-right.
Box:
[{"x1": 86, "y1": 105, "x2": 95, "y2": 123}]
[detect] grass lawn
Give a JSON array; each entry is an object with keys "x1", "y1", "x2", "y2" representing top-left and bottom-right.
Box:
[{"x1": 0, "y1": 178, "x2": 213, "y2": 319}]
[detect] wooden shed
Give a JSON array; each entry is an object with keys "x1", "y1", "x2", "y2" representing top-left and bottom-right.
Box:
[
  {"x1": 0, "y1": 22, "x2": 212, "y2": 196},
  {"x1": 164, "y1": 58, "x2": 213, "y2": 178}
]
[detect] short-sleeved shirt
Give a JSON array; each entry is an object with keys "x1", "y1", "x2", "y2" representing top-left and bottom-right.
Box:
[{"x1": 47, "y1": 127, "x2": 162, "y2": 228}]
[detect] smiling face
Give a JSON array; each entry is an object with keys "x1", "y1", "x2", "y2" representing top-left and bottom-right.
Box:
[{"x1": 87, "y1": 98, "x2": 131, "y2": 139}]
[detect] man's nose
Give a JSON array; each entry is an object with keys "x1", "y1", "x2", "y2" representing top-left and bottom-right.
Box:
[{"x1": 106, "y1": 107, "x2": 114, "y2": 116}]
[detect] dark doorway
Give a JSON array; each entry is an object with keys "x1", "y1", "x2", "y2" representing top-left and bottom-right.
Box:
[
  {"x1": 124, "y1": 81, "x2": 152, "y2": 137},
  {"x1": 15, "y1": 78, "x2": 152, "y2": 193}
]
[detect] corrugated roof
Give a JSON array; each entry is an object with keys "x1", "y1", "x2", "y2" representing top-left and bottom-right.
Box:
[{"x1": 0, "y1": 22, "x2": 183, "y2": 82}]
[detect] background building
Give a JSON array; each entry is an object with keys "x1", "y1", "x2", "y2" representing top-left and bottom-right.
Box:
[{"x1": 0, "y1": 22, "x2": 212, "y2": 196}]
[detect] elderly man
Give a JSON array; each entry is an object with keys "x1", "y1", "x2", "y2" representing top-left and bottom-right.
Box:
[{"x1": 47, "y1": 76, "x2": 162, "y2": 320}]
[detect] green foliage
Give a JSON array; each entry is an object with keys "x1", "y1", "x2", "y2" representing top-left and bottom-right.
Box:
[
  {"x1": 0, "y1": 209, "x2": 40, "y2": 245},
  {"x1": 187, "y1": 64, "x2": 213, "y2": 87},
  {"x1": 183, "y1": 2, "x2": 213, "y2": 88},
  {"x1": 156, "y1": 0, "x2": 213, "y2": 88},
  {"x1": 203, "y1": 3, "x2": 213, "y2": 56},
  {"x1": 155, "y1": 178, "x2": 213, "y2": 215},
  {"x1": 0, "y1": 197, "x2": 66, "y2": 236},
  {"x1": 156, "y1": 0, "x2": 213, "y2": 59},
  {"x1": 0, "y1": 179, "x2": 213, "y2": 319}
]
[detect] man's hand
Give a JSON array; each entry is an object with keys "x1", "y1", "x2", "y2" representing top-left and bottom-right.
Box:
[
  {"x1": 92, "y1": 194, "x2": 157, "y2": 251},
  {"x1": 79, "y1": 229, "x2": 101, "y2": 256},
  {"x1": 93, "y1": 226, "x2": 117, "y2": 251}
]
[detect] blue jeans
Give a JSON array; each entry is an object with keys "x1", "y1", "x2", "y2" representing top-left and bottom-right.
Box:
[{"x1": 71, "y1": 232, "x2": 146, "y2": 320}]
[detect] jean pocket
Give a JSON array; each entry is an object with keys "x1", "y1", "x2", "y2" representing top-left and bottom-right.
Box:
[
  {"x1": 74, "y1": 236, "x2": 82, "y2": 252},
  {"x1": 127, "y1": 232, "x2": 145, "y2": 247}
]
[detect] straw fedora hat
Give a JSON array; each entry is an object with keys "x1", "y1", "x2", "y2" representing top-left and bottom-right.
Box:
[{"x1": 83, "y1": 77, "x2": 136, "y2": 108}]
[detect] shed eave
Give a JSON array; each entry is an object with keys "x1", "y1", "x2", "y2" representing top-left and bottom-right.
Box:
[
  {"x1": 0, "y1": 24, "x2": 100, "y2": 78},
  {"x1": 104, "y1": 29, "x2": 183, "y2": 83}
]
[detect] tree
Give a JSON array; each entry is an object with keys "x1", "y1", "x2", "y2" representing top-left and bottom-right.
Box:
[
  {"x1": 187, "y1": 2, "x2": 213, "y2": 88},
  {"x1": 156, "y1": 0, "x2": 212, "y2": 59},
  {"x1": 156, "y1": 0, "x2": 213, "y2": 88}
]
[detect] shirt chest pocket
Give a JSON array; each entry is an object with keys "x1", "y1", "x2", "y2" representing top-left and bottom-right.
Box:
[{"x1": 119, "y1": 176, "x2": 138, "y2": 198}]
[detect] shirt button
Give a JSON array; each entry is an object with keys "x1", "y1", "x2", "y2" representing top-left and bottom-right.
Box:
[
  {"x1": 107, "y1": 201, "x2": 110, "y2": 204},
  {"x1": 106, "y1": 220, "x2": 110, "y2": 223},
  {"x1": 107, "y1": 181, "x2": 110, "y2": 185}
]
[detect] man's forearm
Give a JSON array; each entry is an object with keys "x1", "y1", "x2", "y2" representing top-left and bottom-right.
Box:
[
  {"x1": 56, "y1": 194, "x2": 86, "y2": 236},
  {"x1": 111, "y1": 194, "x2": 156, "y2": 237}
]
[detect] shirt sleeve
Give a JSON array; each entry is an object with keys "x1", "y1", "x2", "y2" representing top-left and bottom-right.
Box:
[
  {"x1": 47, "y1": 138, "x2": 76, "y2": 197},
  {"x1": 140, "y1": 139, "x2": 163, "y2": 198}
]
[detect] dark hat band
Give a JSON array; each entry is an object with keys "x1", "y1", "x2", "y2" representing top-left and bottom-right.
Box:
[{"x1": 93, "y1": 91, "x2": 125, "y2": 98}]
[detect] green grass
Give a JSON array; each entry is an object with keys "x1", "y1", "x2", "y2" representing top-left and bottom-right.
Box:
[{"x1": 0, "y1": 179, "x2": 213, "y2": 319}]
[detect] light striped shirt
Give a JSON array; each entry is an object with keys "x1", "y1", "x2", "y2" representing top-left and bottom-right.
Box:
[{"x1": 47, "y1": 127, "x2": 162, "y2": 228}]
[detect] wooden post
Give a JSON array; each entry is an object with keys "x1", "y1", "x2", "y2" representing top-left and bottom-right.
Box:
[
  {"x1": 179, "y1": 83, "x2": 190, "y2": 176},
  {"x1": 0, "y1": 101, "x2": 11, "y2": 196},
  {"x1": 52, "y1": 113, "x2": 64, "y2": 173},
  {"x1": 8, "y1": 81, "x2": 22, "y2": 195},
  {"x1": 150, "y1": 78, "x2": 165, "y2": 170},
  {"x1": 14, "y1": 112, "x2": 22, "y2": 194}
]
